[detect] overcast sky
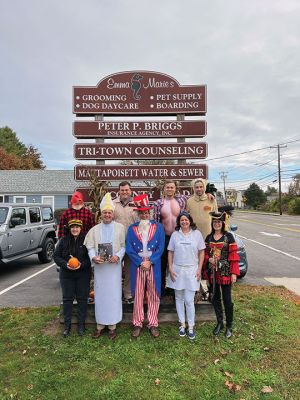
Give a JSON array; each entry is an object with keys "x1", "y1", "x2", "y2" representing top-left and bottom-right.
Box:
[{"x1": 1, "y1": 0, "x2": 299, "y2": 191}]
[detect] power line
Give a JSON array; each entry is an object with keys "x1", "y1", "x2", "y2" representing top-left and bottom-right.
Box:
[{"x1": 191, "y1": 137, "x2": 300, "y2": 163}]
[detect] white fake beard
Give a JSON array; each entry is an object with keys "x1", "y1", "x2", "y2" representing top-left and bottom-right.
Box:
[{"x1": 138, "y1": 219, "x2": 150, "y2": 234}]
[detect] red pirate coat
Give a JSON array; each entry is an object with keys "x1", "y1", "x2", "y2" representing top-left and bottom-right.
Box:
[{"x1": 203, "y1": 231, "x2": 240, "y2": 285}]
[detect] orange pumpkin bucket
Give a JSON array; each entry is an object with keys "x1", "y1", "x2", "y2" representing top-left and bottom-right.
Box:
[{"x1": 68, "y1": 257, "x2": 80, "y2": 269}]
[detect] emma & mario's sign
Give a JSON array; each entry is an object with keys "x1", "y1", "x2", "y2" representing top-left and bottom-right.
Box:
[{"x1": 73, "y1": 71, "x2": 206, "y2": 116}]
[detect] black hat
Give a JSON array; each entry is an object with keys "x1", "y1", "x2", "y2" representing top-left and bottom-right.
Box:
[
  {"x1": 218, "y1": 205, "x2": 234, "y2": 216},
  {"x1": 210, "y1": 211, "x2": 226, "y2": 222}
]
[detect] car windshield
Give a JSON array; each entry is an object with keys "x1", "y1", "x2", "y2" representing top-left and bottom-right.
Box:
[{"x1": 0, "y1": 207, "x2": 8, "y2": 224}]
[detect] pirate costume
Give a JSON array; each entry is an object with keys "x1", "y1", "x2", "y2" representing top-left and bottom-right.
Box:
[{"x1": 203, "y1": 211, "x2": 240, "y2": 338}]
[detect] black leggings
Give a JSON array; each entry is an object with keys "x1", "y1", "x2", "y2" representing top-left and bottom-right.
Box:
[{"x1": 212, "y1": 283, "x2": 233, "y2": 327}]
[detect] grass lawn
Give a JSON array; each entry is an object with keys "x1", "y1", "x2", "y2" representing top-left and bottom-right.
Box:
[{"x1": 0, "y1": 285, "x2": 299, "y2": 400}]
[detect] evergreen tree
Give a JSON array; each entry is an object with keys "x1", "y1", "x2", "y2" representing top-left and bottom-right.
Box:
[
  {"x1": 0, "y1": 126, "x2": 26, "y2": 157},
  {"x1": 244, "y1": 183, "x2": 267, "y2": 209},
  {"x1": 265, "y1": 186, "x2": 278, "y2": 196},
  {"x1": 0, "y1": 126, "x2": 45, "y2": 169}
]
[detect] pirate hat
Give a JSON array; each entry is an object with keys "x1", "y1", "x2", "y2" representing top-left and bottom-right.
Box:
[{"x1": 210, "y1": 211, "x2": 226, "y2": 222}]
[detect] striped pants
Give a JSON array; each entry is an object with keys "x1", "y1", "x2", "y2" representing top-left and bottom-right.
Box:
[{"x1": 132, "y1": 266, "x2": 160, "y2": 328}]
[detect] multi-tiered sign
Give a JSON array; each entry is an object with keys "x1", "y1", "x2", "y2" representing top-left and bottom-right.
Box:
[{"x1": 73, "y1": 70, "x2": 207, "y2": 182}]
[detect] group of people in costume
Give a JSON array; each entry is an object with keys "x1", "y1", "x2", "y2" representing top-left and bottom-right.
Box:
[{"x1": 54, "y1": 179, "x2": 240, "y2": 340}]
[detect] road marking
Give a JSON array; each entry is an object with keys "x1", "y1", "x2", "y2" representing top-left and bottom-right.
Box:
[
  {"x1": 0, "y1": 263, "x2": 55, "y2": 296},
  {"x1": 260, "y1": 232, "x2": 281, "y2": 237},
  {"x1": 239, "y1": 235, "x2": 300, "y2": 262},
  {"x1": 274, "y1": 223, "x2": 300, "y2": 227},
  {"x1": 237, "y1": 218, "x2": 300, "y2": 233}
]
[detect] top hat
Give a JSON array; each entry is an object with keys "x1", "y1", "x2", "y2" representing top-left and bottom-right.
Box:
[{"x1": 133, "y1": 194, "x2": 153, "y2": 211}]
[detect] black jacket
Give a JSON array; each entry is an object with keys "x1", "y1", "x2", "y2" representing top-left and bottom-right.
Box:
[{"x1": 54, "y1": 233, "x2": 91, "y2": 274}]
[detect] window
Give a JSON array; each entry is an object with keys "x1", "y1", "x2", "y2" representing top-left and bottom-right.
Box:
[
  {"x1": 13, "y1": 196, "x2": 26, "y2": 204},
  {"x1": 0, "y1": 196, "x2": 9, "y2": 203},
  {"x1": 29, "y1": 207, "x2": 41, "y2": 223},
  {"x1": 42, "y1": 196, "x2": 54, "y2": 210},
  {"x1": 42, "y1": 207, "x2": 53, "y2": 222},
  {"x1": 10, "y1": 208, "x2": 26, "y2": 226},
  {"x1": 0, "y1": 207, "x2": 8, "y2": 224}
]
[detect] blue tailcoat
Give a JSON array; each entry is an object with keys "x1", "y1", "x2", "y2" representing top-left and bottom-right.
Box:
[{"x1": 126, "y1": 220, "x2": 165, "y2": 297}]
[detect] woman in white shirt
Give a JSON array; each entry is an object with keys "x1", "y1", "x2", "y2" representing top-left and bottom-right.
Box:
[{"x1": 166, "y1": 211, "x2": 205, "y2": 340}]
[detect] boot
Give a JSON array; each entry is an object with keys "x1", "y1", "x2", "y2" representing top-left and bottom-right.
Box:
[
  {"x1": 212, "y1": 297, "x2": 224, "y2": 336},
  {"x1": 63, "y1": 324, "x2": 71, "y2": 338},
  {"x1": 77, "y1": 324, "x2": 85, "y2": 336},
  {"x1": 63, "y1": 301, "x2": 72, "y2": 338},
  {"x1": 77, "y1": 298, "x2": 87, "y2": 336},
  {"x1": 224, "y1": 326, "x2": 232, "y2": 339},
  {"x1": 224, "y1": 303, "x2": 233, "y2": 339},
  {"x1": 213, "y1": 321, "x2": 224, "y2": 335}
]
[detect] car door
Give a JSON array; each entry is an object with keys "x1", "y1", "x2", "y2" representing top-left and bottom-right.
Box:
[
  {"x1": 0, "y1": 206, "x2": 9, "y2": 258},
  {"x1": 29, "y1": 206, "x2": 42, "y2": 250},
  {"x1": 7, "y1": 207, "x2": 31, "y2": 255}
]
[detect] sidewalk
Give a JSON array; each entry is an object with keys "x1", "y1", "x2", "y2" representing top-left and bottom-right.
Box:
[{"x1": 264, "y1": 277, "x2": 300, "y2": 296}]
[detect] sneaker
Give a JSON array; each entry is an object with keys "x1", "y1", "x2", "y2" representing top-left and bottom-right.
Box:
[
  {"x1": 188, "y1": 330, "x2": 196, "y2": 340},
  {"x1": 179, "y1": 326, "x2": 186, "y2": 337},
  {"x1": 126, "y1": 297, "x2": 134, "y2": 304}
]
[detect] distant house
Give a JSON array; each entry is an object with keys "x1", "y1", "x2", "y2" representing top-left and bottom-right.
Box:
[
  {"x1": 225, "y1": 189, "x2": 246, "y2": 208},
  {"x1": 0, "y1": 170, "x2": 88, "y2": 210},
  {"x1": 266, "y1": 194, "x2": 279, "y2": 202}
]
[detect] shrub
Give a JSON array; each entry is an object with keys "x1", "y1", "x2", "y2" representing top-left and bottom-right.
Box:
[{"x1": 287, "y1": 197, "x2": 300, "y2": 215}]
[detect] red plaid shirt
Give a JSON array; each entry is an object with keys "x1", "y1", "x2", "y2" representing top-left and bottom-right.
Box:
[{"x1": 58, "y1": 207, "x2": 95, "y2": 238}]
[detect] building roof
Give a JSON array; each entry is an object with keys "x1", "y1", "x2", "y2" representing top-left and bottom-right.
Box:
[{"x1": 0, "y1": 170, "x2": 88, "y2": 194}]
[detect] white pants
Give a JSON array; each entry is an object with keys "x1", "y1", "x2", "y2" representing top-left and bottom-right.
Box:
[{"x1": 174, "y1": 289, "x2": 196, "y2": 329}]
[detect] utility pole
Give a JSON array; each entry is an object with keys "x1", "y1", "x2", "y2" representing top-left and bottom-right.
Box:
[
  {"x1": 219, "y1": 171, "x2": 228, "y2": 204},
  {"x1": 270, "y1": 144, "x2": 287, "y2": 215}
]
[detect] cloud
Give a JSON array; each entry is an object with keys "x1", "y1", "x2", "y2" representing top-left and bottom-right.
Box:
[{"x1": 0, "y1": 0, "x2": 299, "y2": 191}]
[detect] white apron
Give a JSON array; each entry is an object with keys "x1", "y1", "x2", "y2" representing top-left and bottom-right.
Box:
[
  {"x1": 166, "y1": 229, "x2": 205, "y2": 291},
  {"x1": 84, "y1": 222, "x2": 125, "y2": 325}
]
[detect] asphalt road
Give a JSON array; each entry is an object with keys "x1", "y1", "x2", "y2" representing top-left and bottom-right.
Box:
[
  {"x1": 232, "y1": 211, "x2": 300, "y2": 287},
  {"x1": 0, "y1": 211, "x2": 299, "y2": 307}
]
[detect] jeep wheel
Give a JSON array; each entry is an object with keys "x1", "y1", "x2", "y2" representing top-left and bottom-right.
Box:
[{"x1": 38, "y1": 238, "x2": 55, "y2": 263}]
